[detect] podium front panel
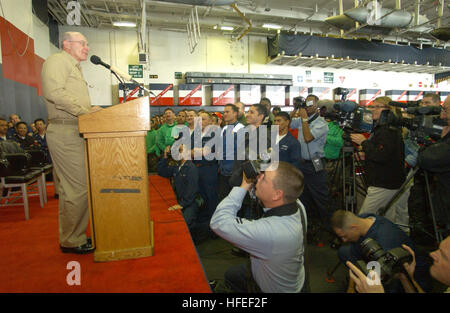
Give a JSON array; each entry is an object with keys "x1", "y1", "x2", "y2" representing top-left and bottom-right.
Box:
[{"x1": 86, "y1": 133, "x2": 153, "y2": 261}]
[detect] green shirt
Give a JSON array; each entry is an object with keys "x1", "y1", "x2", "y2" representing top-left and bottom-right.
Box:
[
  {"x1": 324, "y1": 121, "x2": 344, "y2": 160},
  {"x1": 156, "y1": 122, "x2": 177, "y2": 154},
  {"x1": 145, "y1": 129, "x2": 157, "y2": 154}
]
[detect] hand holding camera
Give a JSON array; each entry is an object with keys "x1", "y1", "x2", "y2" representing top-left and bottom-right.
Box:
[
  {"x1": 293, "y1": 96, "x2": 306, "y2": 110},
  {"x1": 346, "y1": 261, "x2": 385, "y2": 293},
  {"x1": 240, "y1": 171, "x2": 254, "y2": 191}
]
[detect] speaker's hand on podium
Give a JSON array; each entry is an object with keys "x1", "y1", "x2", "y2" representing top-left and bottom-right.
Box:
[{"x1": 168, "y1": 204, "x2": 182, "y2": 211}]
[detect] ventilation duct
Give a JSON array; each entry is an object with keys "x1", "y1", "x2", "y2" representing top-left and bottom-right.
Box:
[
  {"x1": 325, "y1": 14, "x2": 393, "y2": 35},
  {"x1": 344, "y1": 7, "x2": 428, "y2": 28},
  {"x1": 324, "y1": 14, "x2": 355, "y2": 30}
]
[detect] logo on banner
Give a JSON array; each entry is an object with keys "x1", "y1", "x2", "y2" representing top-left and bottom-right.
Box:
[
  {"x1": 151, "y1": 84, "x2": 173, "y2": 105},
  {"x1": 213, "y1": 85, "x2": 234, "y2": 105},
  {"x1": 179, "y1": 84, "x2": 202, "y2": 105},
  {"x1": 339, "y1": 76, "x2": 346, "y2": 84}
]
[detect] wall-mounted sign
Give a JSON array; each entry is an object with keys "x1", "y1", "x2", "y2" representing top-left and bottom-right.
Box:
[
  {"x1": 128, "y1": 65, "x2": 143, "y2": 78},
  {"x1": 175, "y1": 72, "x2": 183, "y2": 79},
  {"x1": 324, "y1": 72, "x2": 334, "y2": 84},
  {"x1": 149, "y1": 74, "x2": 158, "y2": 79}
]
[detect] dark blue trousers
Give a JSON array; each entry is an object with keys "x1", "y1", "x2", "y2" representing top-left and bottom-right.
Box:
[
  {"x1": 197, "y1": 164, "x2": 219, "y2": 224},
  {"x1": 297, "y1": 161, "x2": 331, "y2": 232}
]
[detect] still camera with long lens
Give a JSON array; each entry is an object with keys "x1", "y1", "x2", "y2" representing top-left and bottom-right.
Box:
[
  {"x1": 384, "y1": 101, "x2": 445, "y2": 144},
  {"x1": 293, "y1": 96, "x2": 307, "y2": 110},
  {"x1": 355, "y1": 238, "x2": 413, "y2": 284}
]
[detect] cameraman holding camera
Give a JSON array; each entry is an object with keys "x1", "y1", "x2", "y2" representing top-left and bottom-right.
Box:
[
  {"x1": 290, "y1": 94, "x2": 331, "y2": 241},
  {"x1": 417, "y1": 95, "x2": 450, "y2": 235},
  {"x1": 331, "y1": 210, "x2": 431, "y2": 293},
  {"x1": 210, "y1": 162, "x2": 307, "y2": 293},
  {"x1": 347, "y1": 235, "x2": 450, "y2": 293},
  {"x1": 350, "y1": 96, "x2": 409, "y2": 233}
]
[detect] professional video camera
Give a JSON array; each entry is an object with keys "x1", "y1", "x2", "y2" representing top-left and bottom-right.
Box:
[
  {"x1": 335, "y1": 87, "x2": 350, "y2": 101},
  {"x1": 323, "y1": 88, "x2": 373, "y2": 133},
  {"x1": 355, "y1": 238, "x2": 413, "y2": 284},
  {"x1": 385, "y1": 101, "x2": 445, "y2": 144},
  {"x1": 327, "y1": 100, "x2": 373, "y2": 134}
]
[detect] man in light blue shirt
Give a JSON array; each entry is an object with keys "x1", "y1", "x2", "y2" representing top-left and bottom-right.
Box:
[
  {"x1": 290, "y1": 94, "x2": 331, "y2": 243},
  {"x1": 210, "y1": 162, "x2": 307, "y2": 293}
]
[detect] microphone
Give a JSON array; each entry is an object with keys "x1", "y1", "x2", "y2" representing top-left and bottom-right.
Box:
[
  {"x1": 90, "y1": 55, "x2": 136, "y2": 83},
  {"x1": 389, "y1": 100, "x2": 421, "y2": 108}
]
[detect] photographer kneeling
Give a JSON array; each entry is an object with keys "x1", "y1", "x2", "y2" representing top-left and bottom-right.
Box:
[
  {"x1": 331, "y1": 210, "x2": 431, "y2": 293},
  {"x1": 346, "y1": 235, "x2": 450, "y2": 293},
  {"x1": 350, "y1": 96, "x2": 409, "y2": 233},
  {"x1": 210, "y1": 162, "x2": 307, "y2": 293}
]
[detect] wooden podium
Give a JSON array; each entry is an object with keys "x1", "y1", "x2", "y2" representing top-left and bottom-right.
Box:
[{"x1": 78, "y1": 97, "x2": 154, "y2": 262}]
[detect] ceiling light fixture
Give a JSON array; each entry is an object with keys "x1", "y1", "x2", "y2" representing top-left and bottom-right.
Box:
[
  {"x1": 262, "y1": 23, "x2": 282, "y2": 30},
  {"x1": 113, "y1": 21, "x2": 137, "y2": 27}
]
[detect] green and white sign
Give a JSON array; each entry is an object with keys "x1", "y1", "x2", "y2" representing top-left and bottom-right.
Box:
[
  {"x1": 128, "y1": 65, "x2": 143, "y2": 78},
  {"x1": 324, "y1": 72, "x2": 334, "y2": 84}
]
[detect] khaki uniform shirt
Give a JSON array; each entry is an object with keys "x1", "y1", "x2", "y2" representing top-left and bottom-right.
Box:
[{"x1": 41, "y1": 50, "x2": 91, "y2": 120}]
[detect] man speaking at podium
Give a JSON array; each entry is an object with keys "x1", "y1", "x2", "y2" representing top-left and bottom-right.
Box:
[{"x1": 42, "y1": 32, "x2": 101, "y2": 254}]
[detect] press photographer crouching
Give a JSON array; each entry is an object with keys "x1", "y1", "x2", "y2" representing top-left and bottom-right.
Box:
[
  {"x1": 350, "y1": 96, "x2": 409, "y2": 233},
  {"x1": 331, "y1": 210, "x2": 432, "y2": 293},
  {"x1": 346, "y1": 235, "x2": 450, "y2": 293},
  {"x1": 210, "y1": 162, "x2": 307, "y2": 293},
  {"x1": 417, "y1": 95, "x2": 450, "y2": 237}
]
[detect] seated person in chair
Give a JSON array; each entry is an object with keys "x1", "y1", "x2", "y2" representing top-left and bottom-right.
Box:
[{"x1": 12, "y1": 122, "x2": 40, "y2": 151}]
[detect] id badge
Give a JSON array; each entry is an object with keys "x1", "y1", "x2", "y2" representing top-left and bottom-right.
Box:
[{"x1": 311, "y1": 155, "x2": 324, "y2": 172}]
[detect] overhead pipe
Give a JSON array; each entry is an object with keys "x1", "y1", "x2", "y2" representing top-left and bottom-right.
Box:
[{"x1": 230, "y1": 3, "x2": 252, "y2": 41}]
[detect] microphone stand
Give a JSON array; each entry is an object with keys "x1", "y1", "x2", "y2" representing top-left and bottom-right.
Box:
[
  {"x1": 111, "y1": 71, "x2": 127, "y2": 103},
  {"x1": 110, "y1": 69, "x2": 155, "y2": 98}
]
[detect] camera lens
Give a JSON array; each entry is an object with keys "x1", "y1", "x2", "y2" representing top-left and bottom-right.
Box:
[{"x1": 360, "y1": 238, "x2": 385, "y2": 261}]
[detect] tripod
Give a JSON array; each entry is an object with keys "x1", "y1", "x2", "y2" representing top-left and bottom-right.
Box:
[
  {"x1": 326, "y1": 137, "x2": 368, "y2": 283},
  {"x1": 379, "y1": 166, "x2": 445, "y2": 244},
  {"x1": 329, "y1": 136, "x2": 367, "y2": 213}
]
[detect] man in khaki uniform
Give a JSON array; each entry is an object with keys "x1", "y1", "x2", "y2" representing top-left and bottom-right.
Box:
[{"x1": 41, "y1": 32, "x2": 101, "y2": 254}]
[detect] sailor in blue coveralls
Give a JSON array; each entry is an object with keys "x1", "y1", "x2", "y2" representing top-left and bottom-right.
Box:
[{"x1": 273, "y1": 112, "x2": 301, "y2": 168}]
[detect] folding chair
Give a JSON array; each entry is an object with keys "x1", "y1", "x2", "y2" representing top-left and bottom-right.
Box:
[
  {"x1": 28, "y1": 150, "x2": 53, "y2": 204},
  {"x1": 0, "y1": 153, "x2": 46, "y2": 220}
]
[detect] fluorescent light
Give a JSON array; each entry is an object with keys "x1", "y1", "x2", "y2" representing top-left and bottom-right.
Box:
[
  {"x1": 263, "y1": 23, "x2": 281, "y2": 30},
  {"x1": 113, "y1": 21, "x2": 136, "y2": 27},
  {"x1": 220, "y1": 26, "x2": 234, "y2": 31}
]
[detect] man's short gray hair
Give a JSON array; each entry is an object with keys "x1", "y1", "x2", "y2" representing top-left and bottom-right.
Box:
[{"x1": 61, "y1": 32, "x2": 82, "y2": 48}]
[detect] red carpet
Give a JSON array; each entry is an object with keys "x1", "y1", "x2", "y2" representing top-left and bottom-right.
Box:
[{"x1": 0, "y1": 176, "x2": 211, "y2": 293}]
